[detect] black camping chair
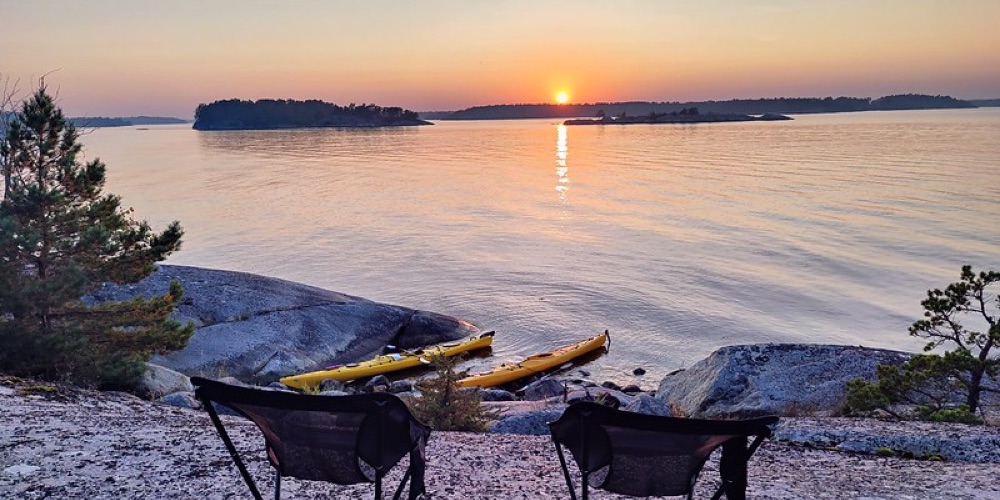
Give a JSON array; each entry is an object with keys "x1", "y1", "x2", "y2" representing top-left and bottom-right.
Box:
[
  {"x1": 548, "y1": 402, "x2": 778, "y2": 500},
  {"x1": 191, "y1": 377, "x2": 430, "y2": 500}
]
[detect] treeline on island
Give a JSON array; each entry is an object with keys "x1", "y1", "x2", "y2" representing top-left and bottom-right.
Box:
[
  {"x1": 438, "y1": 94, "x2": 976, "y2": 120},
  {"x1": 193, "y1": 99, "x2": 430, "y2": 130}
]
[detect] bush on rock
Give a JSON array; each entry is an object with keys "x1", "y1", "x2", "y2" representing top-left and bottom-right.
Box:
[{"x1": 846, "y1": 266, "x2": 998, "y2": 423}]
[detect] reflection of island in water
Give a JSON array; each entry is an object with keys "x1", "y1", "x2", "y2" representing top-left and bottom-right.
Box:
[{"x1": 566, "y1": 108, "x2": 792, "y2": 126}]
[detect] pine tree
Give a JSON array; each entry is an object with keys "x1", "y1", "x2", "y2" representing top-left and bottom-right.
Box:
[
  {"x1": 403, "y1": 354, "x2": 499, "y2": 432},
  {"x1": 0, "y1": 86, "x2": 193, "y2": 389}
]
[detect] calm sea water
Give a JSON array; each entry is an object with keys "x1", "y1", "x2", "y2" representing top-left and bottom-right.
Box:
[{"x1": 83, "y1": 109, "x2": 1000, "y2": 383}]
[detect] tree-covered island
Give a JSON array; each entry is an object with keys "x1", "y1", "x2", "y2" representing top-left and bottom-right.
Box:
[
  {"x1": 441, "y1": 94, "x2": 975, "y2": 121},
  {"x1": 193, "y1": 98, "x2": 431, "y2": 130}
]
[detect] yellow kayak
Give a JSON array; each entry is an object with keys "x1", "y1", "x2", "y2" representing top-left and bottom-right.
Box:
[
  {"x1": 457, "y1": 331, "x2": 608, "y2": 388},
  {"x1": 280, "y1": 331, "x2": 495, "y2": 389}
]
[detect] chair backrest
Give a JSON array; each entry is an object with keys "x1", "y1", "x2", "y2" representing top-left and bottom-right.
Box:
[
  {"x1": 549, "y1": 402, "x2": 777, "y2": 498},
  {"x1": 192, "y1": 377, "x2": 430, "y2": 485}
]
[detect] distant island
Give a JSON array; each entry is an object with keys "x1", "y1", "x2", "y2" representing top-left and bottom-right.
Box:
[
  {"x1": 436, "y1": 94, "x2": 976, "y2": 121},
  {"x1": 68, "y1": 116, "x2": 189, "y2": 128},
  {"x1": 970, "y1": 99, "x2": 1000, "y2": 107},
  {"x1": 192, "y1": 99, "x2": 431, "y2": 131},
  {"x1": 566, "y1": 108, "x2": 792, "y2": 126}
]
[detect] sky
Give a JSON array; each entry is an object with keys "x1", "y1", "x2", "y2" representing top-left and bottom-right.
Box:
[{"x1": 2, "y1": 0, "x2": 999, "y2": 118}]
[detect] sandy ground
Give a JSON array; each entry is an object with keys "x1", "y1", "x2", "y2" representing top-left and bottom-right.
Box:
[{"x1": 1, "y1": 381, "x2": 998, "y2": 499}]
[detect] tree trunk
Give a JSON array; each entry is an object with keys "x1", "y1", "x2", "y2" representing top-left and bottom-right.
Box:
[{"x1": 967, "y1": 367, "x2": 983, "y2": 413}]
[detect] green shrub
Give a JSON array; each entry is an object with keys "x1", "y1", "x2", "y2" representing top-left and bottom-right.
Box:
[
  {"x1": 915, "y1": 404, "x2": 982, "y2": 424},
  {"x1": 875, "y1": 447, "x2": 896, "y2": 457},
  {"x1": 402, "y1": 354, "x2": 499, "y2": 432}
]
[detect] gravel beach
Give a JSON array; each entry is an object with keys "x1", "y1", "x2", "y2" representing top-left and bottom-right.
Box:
[{"x1": 2, "y1": 380, "x2": 998, "y2": 499}]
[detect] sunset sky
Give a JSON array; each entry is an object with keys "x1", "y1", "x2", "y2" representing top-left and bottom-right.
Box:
[{"x1": 3, "y1": 0, "x2": 999, "y2": 118}]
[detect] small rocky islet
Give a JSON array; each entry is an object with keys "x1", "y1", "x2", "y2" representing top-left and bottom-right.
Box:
[{"x1": 3, "y1": 265, "x2": 999, "y2": 498}]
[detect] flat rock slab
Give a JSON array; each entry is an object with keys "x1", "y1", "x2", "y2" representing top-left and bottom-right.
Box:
[
  {"x1": 86, "y1": 265, "x2": 479, "y2": 382},
  {"x1": 775, "y1": 417, "x2": 1000, "y2": 463}
]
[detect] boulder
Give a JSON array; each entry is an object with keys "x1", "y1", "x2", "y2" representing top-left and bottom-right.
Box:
[
  {"x1": 136, "y1": 364, "x2": 193, "y2": 398},
  {"x1": 656, "y1": 344, "x2": 909, "y2": 418},
  {"x1": 481, "y1": 389, "x2": 517, "y2": 402},
  {"x1": 158, "y1": 392, "x2": 201, "y2": 410},
  {"x1": 254, "y1": 350, "x2": 312, "y2": 385},
  {"x1": 522, "y1": 378, "x2": 566, "y2": 401},
  {"x1": 490, "y1": 407, "x2": 566, "y2": 435},
  {"x1": 623, "y1": 394, "x2": 673, "y2": 417},
  {"x1": 217, "y1": 377, "x2": 246, "y2": 387},
  {"x1": 564, "y1": 387, "x2": 633, "y2": 408},
  {"x1": 86, "y1": 265, "x2": 479, "y2": 382}
]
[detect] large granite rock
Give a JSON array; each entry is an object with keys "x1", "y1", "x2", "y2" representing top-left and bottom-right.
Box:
[
  {"x1": 135, "y1": 363, "x2": 193, "y2": 398},
  {"x1": 656, "y1": 344, "x2": 909, "y2": 418},
  {"x1": 86, "y1": 265, "x2": 479, "y2": 383}
]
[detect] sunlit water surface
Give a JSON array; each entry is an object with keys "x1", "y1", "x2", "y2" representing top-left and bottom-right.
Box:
[{"x1": 84, "y1": 109, "x2": 1000, "y2": 383}]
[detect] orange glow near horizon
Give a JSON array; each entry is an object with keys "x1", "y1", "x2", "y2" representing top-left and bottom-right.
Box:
[{"x1": 3, "y1": 2, "x2": 999, "y2": 117}]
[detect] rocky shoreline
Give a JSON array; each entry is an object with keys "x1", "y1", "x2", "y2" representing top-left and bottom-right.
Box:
[
  {"x1": 6, "y1": 265, "x2": 999, "y2": 498},
  {"x1": 1, "y1": 378, "x2": 998, "y2": 499}
]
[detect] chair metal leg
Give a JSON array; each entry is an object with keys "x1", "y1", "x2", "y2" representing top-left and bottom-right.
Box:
[
  {"x1": 553, "y1": 440, "x2": 578, "y2": 500},
  {"x1": 392, "y1": 466, "x2": 412, "y2": 500},
  {"x1": 717, "y1": 437, "x2": 750, "y2": 500},
  {"x1": 274, "y1": 471, "x2": 281, "y2": 500},
  {"x1": 201, "y1": 399, "x2": 265, "y2": 500}
]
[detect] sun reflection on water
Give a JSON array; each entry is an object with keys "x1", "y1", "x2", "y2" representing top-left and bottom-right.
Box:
[{"x1": 555, "y1": 124, "x2": 569, "y2": 203}]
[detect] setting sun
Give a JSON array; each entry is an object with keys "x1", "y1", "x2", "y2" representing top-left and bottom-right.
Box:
[{"x1": 555, "y1": 91, "x2": 570, "y2": 104}]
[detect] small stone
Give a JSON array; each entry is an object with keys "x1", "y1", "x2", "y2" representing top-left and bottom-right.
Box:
[
  {"x1": 601, "y1": 381, "x2": 622, "y2": 391},
  {"x1": 481, "y1": 389, "x2": 517, "y2": 402},
  {"x1": 319, "y1": 390, "x2": 349, "y2": 397},
  {"x1": 621, "y1": 384, "x2": 642, "y2": 393},
  {"x1": 319, "y1": 379, "x2": 345, "y2": 392},
  {"x1": 633, "y1": 367, "x2": 646, "y2": 376},
  {"x1": 363, "y1": 375, "x2": 391, "y2": 392},
  {"x1": 388, "y1": 380, "x2": 413, "y2": 393}
]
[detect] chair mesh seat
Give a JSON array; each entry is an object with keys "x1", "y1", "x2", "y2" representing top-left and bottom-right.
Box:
[
  {"x1": 192, "y1": 377, "x2": 430, "y2": 500},
  {"x1": 549, "y1": 402, "x2": 777, "y2": 500}
]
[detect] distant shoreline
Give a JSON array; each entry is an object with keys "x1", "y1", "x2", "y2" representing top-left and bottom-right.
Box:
[
  {"x1": 434, "y1": 94, "x2": 976, "y2": 121},
  {"x1": 565, "y1": 113, "x2": 793, "y2": 126}
]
